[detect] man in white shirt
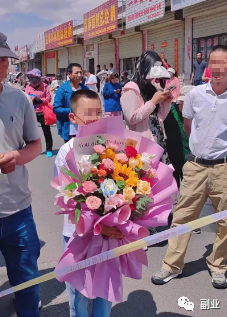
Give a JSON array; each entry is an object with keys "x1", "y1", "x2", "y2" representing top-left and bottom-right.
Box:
[
  {"x1": 0, "y1": 32, "x2": 42, "y2": 316},
  {"x1": 152, "y1": 45, "x2": 227, "y2": 289},
  {"x1": 84, "y1": 70, "x2": 97, "y2": 92}
]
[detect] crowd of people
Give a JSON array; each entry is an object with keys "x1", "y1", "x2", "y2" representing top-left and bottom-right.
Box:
[{"x1": 1, "y1": 29, "x2": 227, "y2": 317}]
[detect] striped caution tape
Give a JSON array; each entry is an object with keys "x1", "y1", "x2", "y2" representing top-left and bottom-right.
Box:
[{"x1": 0, "y1": 210, "x2": 227, "y2": 298}]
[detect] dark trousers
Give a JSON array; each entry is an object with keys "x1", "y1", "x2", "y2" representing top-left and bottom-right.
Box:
[
  {"x1": 193, "y1": 79, "x2": 203, "y2": 86},
  {"x1": 36, "y1": 113, "x2": 53, "y2": 152}
]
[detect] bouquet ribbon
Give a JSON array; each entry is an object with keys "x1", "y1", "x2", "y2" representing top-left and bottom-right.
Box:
[{"x1": 0, "y1": 210, "x2": 226, "y2": 298}]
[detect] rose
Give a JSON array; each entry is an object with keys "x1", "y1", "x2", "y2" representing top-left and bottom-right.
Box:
[
  {"x1": 106, "y1": 142, "x2": 119, "y2": 151},
  {"x1": 116, "y1": 153, "x2": 128, "y2": 164},
  {"x1": 82, "y1": 181, "x2": 98, "y2": 193},
  {"x1": 102, "y1": 158, "x2": 115, "y2": 171},
  {"x1": 129, "y1": 196, "x2": 137, "y2": 212},
  {"x1": 98, "y1": 177, "x2": 105, "y2": 184},
  {"x1": 123, "y1": 187, "x2": 136, "y2": 203},
  {"x1": 125, "y1": 146, "x2": 138, "y2": 158},
  {"x1": 98, "y1": 169, "x2": 107, "y2": 177},
  {"x1": 101, "y1": 179, "x2": 118, "y2": 198},
  {"x1": 141, "y1": 177, "x2": 154, "y2": 188},
  {"x1": 136, "y1": 180, "x2": 151, "y2": 195},
  {"x1": 86, "y1": 196, "x2": 102, "y2": 210},
  {"x1": 128, "y1": 157, "x2": 140, "y2": 169},
  {"x1": 94, "y1": 145, "x2": 106, "y2": 154},
  {"x1": 105, "y1": 194, "x2": 125, "y2": 212},
  {"x1": 91, "y1": 167, "x2": 98, "y2": 175}
]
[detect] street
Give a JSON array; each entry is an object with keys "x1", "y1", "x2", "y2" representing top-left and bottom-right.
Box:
[{"x1": 0, "y1": 127, "x2": 226, "y2": 317}]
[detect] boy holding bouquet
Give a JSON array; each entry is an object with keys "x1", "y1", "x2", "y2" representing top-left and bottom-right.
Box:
[{"x1": 54, "y1": 89, "x2": 123, "y2": 317}]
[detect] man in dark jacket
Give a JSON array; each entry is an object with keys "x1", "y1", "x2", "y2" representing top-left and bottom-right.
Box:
[{"x1": 53, "y1": 63, "x2": 88, "y2": 142}]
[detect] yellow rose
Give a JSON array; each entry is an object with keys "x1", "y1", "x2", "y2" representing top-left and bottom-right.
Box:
[
  {"x1": 129, "y1": 158, "x2": 140, "y2": 169},
  {"x1": 123, "y1": 187, "x2": 136, "y2": 203},
  {"x1": 136, "y1": 180, "x2": 151, "y2": 195}
]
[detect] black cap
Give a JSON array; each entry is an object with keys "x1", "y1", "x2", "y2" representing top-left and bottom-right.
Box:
[{"x1": 0, "y1": 32, "x2": 19, "y2": 59}]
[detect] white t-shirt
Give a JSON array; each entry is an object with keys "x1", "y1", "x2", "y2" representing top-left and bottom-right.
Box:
[
  {"x1": 0, "y1": 85, "x2": 41, "y2": 217},
  {"x1": 69, "y1": 86, "x2": 82, "y2": 136},
  {"x1": 54, "y1": 138, "x2": 76, "y2": 237},
  {"x1": 85, "y1": 74, "x2": 97, "y2": 92}
]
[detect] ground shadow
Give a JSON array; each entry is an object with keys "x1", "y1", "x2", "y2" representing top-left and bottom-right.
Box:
[
  {"x1": 111, "y1": 290, "x2": 193, "y2": 317},
  {"x1": 182, "y1": 244, "x2": 213, "y2": 278},
  {"x1": 41, "y1": 149, "x2": 59, "y2": 157}
]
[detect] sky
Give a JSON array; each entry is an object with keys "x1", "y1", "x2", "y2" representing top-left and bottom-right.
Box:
[{"x1": 0, "y1": 0, "x2": 106, "y2": 50}]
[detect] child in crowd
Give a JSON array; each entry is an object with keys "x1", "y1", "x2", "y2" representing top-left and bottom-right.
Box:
[{"x1": 54, "y1": 89, "x2": 123, "y2": 317}]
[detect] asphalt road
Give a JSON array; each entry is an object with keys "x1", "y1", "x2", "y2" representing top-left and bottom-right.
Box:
[{"x1": 0, "y1": 126, "x2": 226, "y2": 317}]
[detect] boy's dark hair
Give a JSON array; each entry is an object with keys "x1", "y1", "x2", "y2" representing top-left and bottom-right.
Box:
[
  {"x1": 67, "y1": 63, "x2": 82, "y2": 74},
  {"x1": 70, "y1": 89, "x2": 101, "y2": 113},
  {"x1": 197, "y1": 51, "x2": 203, "y2": 56},
  {"x1": 210, "y1": 45, "x2": 227, "y2": 55}
]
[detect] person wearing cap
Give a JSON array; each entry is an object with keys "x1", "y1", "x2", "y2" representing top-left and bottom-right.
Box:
[
  {"x1": 121, "y1": 51, "x2": 172, "y2": 160},
  {"x1": 152, "y1": 45, "x2": 227, "y2": 289},
  {"x1": 25, "y1": 68, "x2": 53, "y2": 158},
  {"x1": 0, "y1": 32, "x2": 41, "y2": 316}
]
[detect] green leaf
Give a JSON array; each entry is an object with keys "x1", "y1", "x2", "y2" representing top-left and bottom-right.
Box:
[
  {"x1": 84, "y1": 173, "x2": 91, "y2": 182},
  {"x1": 60, "y1": 167, "x2": 80, "y2": 181},
  {"x1": 64, "y1": 183, "x2": 78, "y2": 191},
  {"x1": 75, "y1": 203, "x2": 81, "y2": 224},
  {"x1": 117, "y1": 180, "x2": 126, "y2": 190},
  {"x1": 79, "y1": 170, "x2": 85, "y2": 183},
  {"x1": 136, "y1": 196, "x2": 153, "y2": 212},
  {"x1": 76, "y1": 196, "x2": 86, "y2": 203},
  {"x1": 89, "y1": 153, "x2": 101, "y2": 165},
  {"x1": 96, "y1": 136, "x2": 106, "y2": 145},
  {"x1": 98, "y1": 188, "x2": 102, "y2": 194},
  {"x1": 135, "y1": 167, "x2": 140, "y2": 174}
]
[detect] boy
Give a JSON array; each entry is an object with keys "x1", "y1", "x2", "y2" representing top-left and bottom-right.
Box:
[{"x1": 54, "y1": 89, "x2": 123, "y2": 317}]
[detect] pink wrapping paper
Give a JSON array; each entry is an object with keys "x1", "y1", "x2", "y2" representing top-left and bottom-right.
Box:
[{"x1": 53, "y1": 117, "x2": 178, "y2": 302}]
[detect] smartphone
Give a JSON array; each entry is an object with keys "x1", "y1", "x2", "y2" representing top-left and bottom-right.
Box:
[{"x1": 168, "y1": 85, "x2": 177, "y2": 92}]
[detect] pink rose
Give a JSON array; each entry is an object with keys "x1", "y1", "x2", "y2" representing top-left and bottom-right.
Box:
[
  {"x1": 107, "y1": 142, "x2": 119, "y2": 151},
  {"x1": 82, "y1": 181, "x2": 98, "y2": 193},
  {"x1": 86, "y1": 196, "x2": 102, "y2": 210},
  {"x1": 102, "y1": 158, "x2": 115, "y2": 171},
  {"x1": 93, "y1": 145, "x2": 106, "y2": 154},
  {"x1": 116, "y1": 153, "x2": 128, "y2": 164}
]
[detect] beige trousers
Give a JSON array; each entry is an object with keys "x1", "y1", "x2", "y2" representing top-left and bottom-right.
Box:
[{"x1": 162, "y1": 161, "x2": 227, "y2": 274}]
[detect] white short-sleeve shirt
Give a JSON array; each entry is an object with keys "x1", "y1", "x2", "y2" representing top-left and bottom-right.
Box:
[
  {"x1": 0, "y1": 86, "x2": 41, "y2": 217},
  {"x1": 85, "y1": 74, "x2": 97, "y2": 92},
  {"x1": 183, "y1": 81, "x2": 227, "y2": 159}
]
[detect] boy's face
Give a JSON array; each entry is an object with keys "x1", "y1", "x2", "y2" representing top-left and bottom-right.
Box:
[{"x1": 69, "y1": 97, "x2": 102, "y2": 125}]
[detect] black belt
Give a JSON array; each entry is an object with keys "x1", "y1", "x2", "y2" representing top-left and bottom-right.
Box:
[{"x1": 186, "y1": 154, "x2": 227, "y2": 166}]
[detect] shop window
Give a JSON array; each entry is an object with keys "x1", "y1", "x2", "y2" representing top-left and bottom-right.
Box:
[{"x1": 194, "y1": 36, "x2": 221, "y2": 62}]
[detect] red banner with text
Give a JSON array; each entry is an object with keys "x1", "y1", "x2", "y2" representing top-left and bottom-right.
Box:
[
  {"x1": 45, "y1": 21, "x2": 73, "y2": 50},
  {"x1": 84, "y1": 0, "x2": 118, "y2": 41}
]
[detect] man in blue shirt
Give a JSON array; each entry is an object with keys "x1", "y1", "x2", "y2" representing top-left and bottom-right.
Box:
[
  {"x1": 191, "y1": 52, "x2": 208, "y2": 86},
  {"x1": 53, "y1": 63, "x2": 88, "y2": 143}
]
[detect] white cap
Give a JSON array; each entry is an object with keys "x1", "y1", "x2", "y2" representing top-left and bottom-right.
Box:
[
  {"x1": 177, "y1": 85, "x2": 195, "y2": 102},
  {"x1": 167, "y1": 67, "x2": 176, "y2": 75}
]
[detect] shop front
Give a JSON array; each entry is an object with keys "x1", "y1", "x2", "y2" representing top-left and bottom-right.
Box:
[
  {"x1": 84, "y1": 43, "x2": 96, "y2": 74},
  {"x1": 68, "y1": 45, "x2": 83, "y2": 67},
  {"x1": 183, "y1": 0, "x2": 227, "y2": 63},
  {"x1": 98, "y1": 40, "x2": 115, "y2": 71},
  {"x1": 58, "y1": 48, "x2": 69, "y2": 78},
  {"x1": 144, "y1": 12, "x2": 184, "y2": 79},
  {"x1": 45, "y1": 51, "x2": 56, "y2": 76}
]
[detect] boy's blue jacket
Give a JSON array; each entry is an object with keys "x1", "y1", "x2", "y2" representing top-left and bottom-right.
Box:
[
  {"x1": 103, "y1": 82, "x2": 122, "y2": 112},
  {"x1": 53, "y1": 81, "x2": 88, "y2": 141}
]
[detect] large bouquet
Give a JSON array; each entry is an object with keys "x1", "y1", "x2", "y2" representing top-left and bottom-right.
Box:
[{"x1": 52, "y1": 117, "x2": 178, "y2": 302}]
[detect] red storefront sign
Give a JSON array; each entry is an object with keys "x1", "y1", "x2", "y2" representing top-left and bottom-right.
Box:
[
  {"x1": 187, "y1": 37, "x2": 191, "y2": 60},
  {"x1": 214, "y1": 37, "x2": 219, "y2": 46},
  {"x1": 174, "y1": 39, "x2": 179, "y2": 75},
  {"x1": 45, "y1": 21, "x2": 73, "y2": 50},
  {"x1": 84, "y1": 0, "x2": 118, "y2": 41},
  {"x1": 161, "y1": 41, "x2": 168, "y2": 48},
  {"x1": 115, "y1": 39, "x2": 119, "y2": 73},
  {"x1": 46, "y1": 51, "x2": 56, "y2": 59}
]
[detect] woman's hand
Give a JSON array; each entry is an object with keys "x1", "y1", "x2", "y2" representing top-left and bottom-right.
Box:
[
  {"x1": 163, "y1": 90, "x2": 173, "y2": 103},
  {"x1": 151, "y1": 91, "x2": 166, "y2": 105},
  {"x1": 101, "y1": 225, "x2": 124, "y2": 240}
]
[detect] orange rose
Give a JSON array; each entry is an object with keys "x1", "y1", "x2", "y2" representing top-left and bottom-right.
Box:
[{"x1": 98, "y1": 169, "x2": 107, "y2": 177}]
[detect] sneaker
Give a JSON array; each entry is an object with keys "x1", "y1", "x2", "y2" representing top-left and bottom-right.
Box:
[
  {"x1": 193, "y1": 228, "x2": 201, "y2": 234},
  {"x1": 211, "y1": 272, "x2": 227, "y2": 289},
  {"x1": 46, "y1": 151, "x2": 53, "y2": 158},
  {"x1": 151, "y1": 268, "x2": 182, "y2": 285}
]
